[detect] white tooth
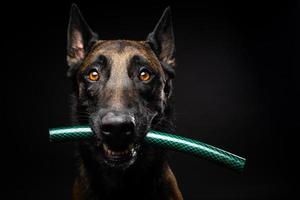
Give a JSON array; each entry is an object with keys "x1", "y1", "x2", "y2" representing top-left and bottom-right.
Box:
[
  {"x1": 128, "y1": 144, "x2": 134, "y2": 149},
  {"x1": 103, "y1": 144, "x2": 108, "y2": 151}
]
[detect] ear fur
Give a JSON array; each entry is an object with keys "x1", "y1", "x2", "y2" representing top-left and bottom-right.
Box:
[
  {"x1": 147, "y1": 7, "x2": 176, "y2": 99},
  {"x1": 67, "y1": 4, "x2": 98, "y2": 77},
  {"x1": 146, "y1": 7, "x2": 176, "y2": 67}
]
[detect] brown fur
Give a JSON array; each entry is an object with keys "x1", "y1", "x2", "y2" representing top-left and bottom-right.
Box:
[
  {"x1": 72, "y1": 163, "x2": 183, "y2": 200},
  {"x1": 66, "y1": 5, "x2": 182, "y2": 200},
  {"x1": 72, "y1": 40, "x2": 183, "y2": 200},
  {"x1": 80, "y1": 40, "x2": 163, "y2": 73}
]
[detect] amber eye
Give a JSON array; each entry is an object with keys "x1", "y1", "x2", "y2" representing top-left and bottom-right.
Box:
[
  {"x1": 138, "y1": 68, "x2": 151, "y2": 81},
  {"x1": 88, "y1": 69, "x2": 100, "y2": 81}
]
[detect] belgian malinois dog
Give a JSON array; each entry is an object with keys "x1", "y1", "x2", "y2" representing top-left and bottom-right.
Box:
[{"x1": 67, "y1": 4, "x2": 183, "y2": 200}]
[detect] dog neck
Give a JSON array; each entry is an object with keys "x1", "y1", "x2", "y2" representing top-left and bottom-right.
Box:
[{"x1": 75, "y1": 142, "x2": 168, "y2": 199}]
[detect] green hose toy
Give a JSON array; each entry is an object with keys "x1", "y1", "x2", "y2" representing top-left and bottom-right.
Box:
[{"x1": 49, "y1": 126, "x2": 246, "y2": 173}]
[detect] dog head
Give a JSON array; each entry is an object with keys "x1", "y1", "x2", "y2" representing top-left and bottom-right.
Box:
[{"x1": 67, "y1": 4, "x2": 175, "y2": 169}]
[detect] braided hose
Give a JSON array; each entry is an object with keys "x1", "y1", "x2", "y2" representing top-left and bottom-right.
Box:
[{"x1": 49, "y1": 126, "x2": 246, "y2": 173}]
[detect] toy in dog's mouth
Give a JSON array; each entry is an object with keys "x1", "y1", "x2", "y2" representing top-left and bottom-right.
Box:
[
  {"x1": 101, "y1": 143, "x2": 140, "y2": 168},
  {"x1": 49, "y1": 126, "x2": 246, "y2": 173}
]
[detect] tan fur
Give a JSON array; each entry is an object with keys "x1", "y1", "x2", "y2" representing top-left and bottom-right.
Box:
[
  {"x1": 73, "y1": 40, "x2": 181, "y2": 200},
  {"x1": 164, "y1": 164, "x2": 184, "y2": 200},
  {"x1": 67, "y1": 30, "x2": 85, "y2": 67},
  {"x1": 72, "y1": 163, "x2": 184, "y2": 200},
  {"x1": 72, "y1": 179, "x2": 81, "y2": 200},
  {"x1": 78, "y1": 40, "x2": 167, "y2": 109},
  {"x1": 80, "y1": 40, "x2": 164, "y2": 74}
]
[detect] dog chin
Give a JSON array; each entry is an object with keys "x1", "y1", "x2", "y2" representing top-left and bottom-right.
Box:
[{"x1": 101, "y1": 143, "x2": 140, "y2": 169}]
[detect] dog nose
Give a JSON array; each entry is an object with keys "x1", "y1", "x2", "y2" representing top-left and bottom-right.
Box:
[{"x1": 100, "y1": 112, "x2": 135, "y2": 148}]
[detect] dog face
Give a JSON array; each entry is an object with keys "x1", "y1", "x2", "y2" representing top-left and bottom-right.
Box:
[{"x1": 67, "y1": 5, "x2": 175, "y2": 169}]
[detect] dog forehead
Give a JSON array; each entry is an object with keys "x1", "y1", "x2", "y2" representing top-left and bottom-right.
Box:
[{"x1": 81, "y1": 40, "x2": 162, "y2": 71}]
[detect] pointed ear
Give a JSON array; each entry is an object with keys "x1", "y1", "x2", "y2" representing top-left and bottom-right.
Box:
[
  {"x1": 146, "y1": 7, "x2": 175, "y2": 67},
  {"x1": 67, "y1": 4, "x2": 98, "y2": 77}
]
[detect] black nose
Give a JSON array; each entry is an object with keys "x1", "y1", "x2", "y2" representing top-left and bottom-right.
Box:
[{"x1": 100, "y1": 112, "x2": 135, "y2": 148}]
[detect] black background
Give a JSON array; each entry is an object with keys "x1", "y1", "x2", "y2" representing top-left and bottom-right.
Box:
[{"x1": 1, "y1": 0, "x2": 299, "y2": 199}]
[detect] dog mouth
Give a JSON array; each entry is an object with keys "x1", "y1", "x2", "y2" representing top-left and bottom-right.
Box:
[{"x1": 102, "y1": 143, "x2": 140, "y2": 168}]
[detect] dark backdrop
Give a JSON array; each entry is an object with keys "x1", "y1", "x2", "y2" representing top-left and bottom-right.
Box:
[{"x1": 1, "y1": 0, "x2": 298, "y2": 199}]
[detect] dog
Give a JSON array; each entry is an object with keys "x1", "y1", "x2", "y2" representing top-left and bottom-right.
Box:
[{"x1": 66, "y1": 4, "x2": 183, "y2": 200}]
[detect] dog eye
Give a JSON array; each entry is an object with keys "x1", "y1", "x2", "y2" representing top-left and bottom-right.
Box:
[
  {"x1": 138, "y1": 68, "x2": 152, "y2": 81},
  {"x1": 88, "y1": 69, "x2": 100, "y2": 81}
]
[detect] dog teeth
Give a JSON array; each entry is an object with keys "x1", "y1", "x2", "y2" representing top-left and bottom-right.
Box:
[
  {"x1": 104, "y1": 148, "x2": 127, "y2": 156},
  {"x1": 128, "y1": 143, "x2": 134, "y2": 149},
  {"x1": 103, "y1": 144, "x2": 108, "y2": 151},
  {"x1": 103, "y1": 143, "x2": 137, "y2": 159}
]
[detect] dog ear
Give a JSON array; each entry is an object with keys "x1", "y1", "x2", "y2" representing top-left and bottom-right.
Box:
[
  {"x1": 67, "y1": 4, "x2": 98, "y2": 77},
  {"x1": 147, "y1": 7, "x2": 175, "y2": 100},
  {"x1": 146, "y1": 7, "x2": 175, "y2": 68}
]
